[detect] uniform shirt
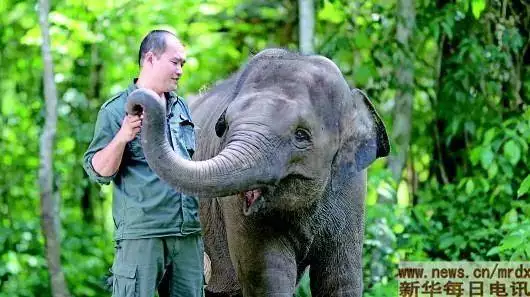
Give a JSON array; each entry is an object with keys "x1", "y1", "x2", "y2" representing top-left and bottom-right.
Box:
[{"x1": 83, "y1": 81, "x2": 201, "y2": 240}]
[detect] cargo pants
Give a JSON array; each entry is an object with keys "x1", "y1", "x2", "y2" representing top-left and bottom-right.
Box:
[{"x1": 111, "y1": 235, "x2": 204, "y2": 297}]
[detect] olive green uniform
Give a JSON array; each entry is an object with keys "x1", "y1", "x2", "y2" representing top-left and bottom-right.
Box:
[{"x1": 83, "y1": 81, "x2": 203, "y2": 297}]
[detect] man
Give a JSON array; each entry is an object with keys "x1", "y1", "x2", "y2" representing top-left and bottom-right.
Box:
[{"x1": 83, "y1": 30, "x2": 203, "y2": 297}]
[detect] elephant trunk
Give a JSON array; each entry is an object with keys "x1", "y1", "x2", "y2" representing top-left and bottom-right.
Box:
[{"x1": 127, "y1": 88, "x2": 273, "y2": 197}]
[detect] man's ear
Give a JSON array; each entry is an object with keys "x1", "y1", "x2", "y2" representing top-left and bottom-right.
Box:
[{"x1": 144, "y1": 51, "x2": 154, "y2": 66}]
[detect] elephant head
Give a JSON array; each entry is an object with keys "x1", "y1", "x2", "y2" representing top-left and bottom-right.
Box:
[{"x1": 127, "y1": 49, "x2": 389, "y2": 215}]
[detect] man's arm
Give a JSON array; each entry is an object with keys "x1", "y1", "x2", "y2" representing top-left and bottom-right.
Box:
[
  {"x1": 83, "y1": 106, "x2": 142, "y2": 184},
  {"x1": 91, "y1": 114, "x2": 142, "y2": 177}
]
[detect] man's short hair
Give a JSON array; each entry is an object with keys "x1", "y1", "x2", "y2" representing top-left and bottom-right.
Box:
[{"x1": 138, "y1": 30, "x2": 178, "y2": 67}]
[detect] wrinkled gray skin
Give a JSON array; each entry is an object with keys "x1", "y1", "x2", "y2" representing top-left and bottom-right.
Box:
[{"x1": 127, "y1": 49, "x2": 389, "y2": 297}]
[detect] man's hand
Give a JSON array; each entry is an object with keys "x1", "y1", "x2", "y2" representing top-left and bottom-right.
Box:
[
  {"x1": 117, "y1": 114, "x2": 143, "y2": 143},
  {"x1": 91, "y1": 113, "x2": 144, "y2": 178}
]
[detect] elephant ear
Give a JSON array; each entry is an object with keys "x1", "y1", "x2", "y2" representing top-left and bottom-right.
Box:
[
  {"x1": 352, "y1": 88, "x2": 390, "y2": 170},
  {"x1": 332, "y1": 88, "x2": 389, "y2": 189}
]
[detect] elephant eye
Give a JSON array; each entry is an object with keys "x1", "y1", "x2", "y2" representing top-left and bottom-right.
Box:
[{"x1": 294, "y1": 128, "x2": 311, "y2": 143}]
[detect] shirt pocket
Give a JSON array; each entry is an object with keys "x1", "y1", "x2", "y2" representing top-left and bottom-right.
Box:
[
  {"x1": 181, "y1": 194, "x2": 200, "y2": 232},
  {"x1": 171, "y1": 113, "x2": 196, "y2": 159},
  {"x1": 128, "y1": 135, "x2": 145, "y2": 161},
  {"x1": 112, "y1": 263, "x2": 137, "y2": 297}
]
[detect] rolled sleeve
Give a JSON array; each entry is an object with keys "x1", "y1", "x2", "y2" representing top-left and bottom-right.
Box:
[{"x1": 83, "y1": 107, "x2": 122, "y2": 185}]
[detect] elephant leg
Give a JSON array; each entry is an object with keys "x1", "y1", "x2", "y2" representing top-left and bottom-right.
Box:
[
  {"x1": 201, "y1": 198, "x2": 240, "y2": 295},
  {"x1": 309, "y1": 199, "x2": 364, "y2": 296},
  {"x1": 232, "y1": 243, "x2": 298, "y2": 297},
  {"x1": 308, "y1": 172, "x2": 366, "y2": 297},
  {"x1": 204, "y1": 290, "x2": 242, "y2": 297},
  {"x1": 222, "y1": 200, "x2": 297, "y2": 296},
  {"x1": 309, "y1": 242, "x2": 363, "y2": 297}
]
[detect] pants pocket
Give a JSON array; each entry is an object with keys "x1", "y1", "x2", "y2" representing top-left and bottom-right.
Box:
[{"x1": 112, "y1": 264, "x2": 137, "y2": 297}]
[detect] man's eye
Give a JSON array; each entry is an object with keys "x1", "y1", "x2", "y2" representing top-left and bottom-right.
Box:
[{"x1": 172, "y1": 61, "x2": 185, "y2": 68}]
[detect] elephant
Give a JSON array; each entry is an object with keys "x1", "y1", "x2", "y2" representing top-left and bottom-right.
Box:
[{"x1": 126, "y1": 48, "x2": 390, "y2": 297}]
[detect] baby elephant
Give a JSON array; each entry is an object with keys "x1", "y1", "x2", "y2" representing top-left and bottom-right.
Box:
[{"x1": 127, "y1": 49, "x2": 390, "y2": 296}]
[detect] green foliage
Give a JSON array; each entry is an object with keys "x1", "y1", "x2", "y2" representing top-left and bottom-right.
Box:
[
  {"x1": 518, "y1": 175, "x2": 530, "y2": 197},
  {"x1": 0, "y1": 216, "x2": 113, "y2": 297},
  {"x1": 1, "y1": 0, "x2": 529, "y2": 296},
  {"x1": 295, "y1": 270, "x2": 312, "y2": 297}
]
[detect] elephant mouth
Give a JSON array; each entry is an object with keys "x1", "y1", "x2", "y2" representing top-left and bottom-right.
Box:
[
  {"x1": 238, "y1": 174, "x2": 314, "y2": 216},
  {"x1": 240, "y1": 188, "x2": 267, "y2": 216}
]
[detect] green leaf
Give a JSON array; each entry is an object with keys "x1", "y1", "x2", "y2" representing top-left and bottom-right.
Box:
[
  {"x1": 6, "y1": 251, "x2": 21, "y2": 274},
  {"x1": 486, "y1": 246, "x2": 500, "y2": 256},
  {"x1": 504, "y1": 140, "x2": 521, "y2": 165},
  {"x1": 366, "y1": 187, "x2": 377, "y2": 206},
  {"x1": 469, "y1": 147, "x2": 481, "y2": 166},
  {"x1": 502, "y1": 209, "x2": 518, "y2": 226},
  {"x1": 484, "y1": 128, "x2": 496, "y2": 143},
  {"x1": 393, "y1": 224, "x2": 405, "y2": 234},
  {"x1": 317, "y1": 1, "x2": 345, "y2": 24},
  {"x1": 2, "y1": 94, "x2": 16, "y2": 115},
  {"x1": 465, "y1": 179, "x2": 475, "y2": 195},
  {"x1": 487, "y1": 163, "x2": 498, "y2": 179},
  {"x1": 504, "y1": 184, "x2": 514, "y2": 195},
  {"x1": 21, "y1": 26, "x2": 41, "y2": 46},
  {"x1": 354, "y1": 64, "x2": 373, "y2": 86},
  {"x1": 354, "y1": 32, "x2": 371, "y2": 49},
  {"x1": 454, "y1": 235, "x2": 466, "y2": 249},
  {"x1": 457, "y1": 0, "x2": 471, "y2": 12},
  {"x1": 7, "y1": 2, "x2": 28, "y2": 24},
  {"x1": 480, "y1": 148, "x2": 494, "y2": 169},
  {"x1": 518, "y1": 175, "x2": 530, "y2": 198},
  {"x1": 295, "y1": 270, "x2": 311, "y2": 297},
  {"x1": 58, "y1": 137, "x2": 76, "y2": 153},
  {"x1": 86, "y1": 1, "x2": 109, "y2": 14},
  {"x1": 471, "y1": 0, "x2": 486, "y2": 19},
  {"x1": 198, "y1": 3, "x2": 222, "y2": 15},
  {"x1": 439, "y1": 235, "x2": 454, "y2": 249},
  {"x1": 500, "y1": 235, "x2": 524, "y2": 251},
  {"x1": 441, "y1": 21, "x2": 453, "y2": 40},
  {"x1": 397, "y1": 181, "x2": 410, "y2": 207},
  {"x1": 379, "y1": 0, "x2": 395, "y2": 9}
]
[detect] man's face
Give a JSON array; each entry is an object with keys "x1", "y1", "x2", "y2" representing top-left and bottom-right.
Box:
[{"x1": 151, "y1": 36, "x2": 186, "y2": 93}]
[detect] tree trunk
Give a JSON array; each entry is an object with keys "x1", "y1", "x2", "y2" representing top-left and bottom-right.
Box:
[
  {"x1": 81, "y1": 40, "x2": 103, "y2": 224},
  {"x1": 372, "y1": 0, "x2": 416, "y2": 284},
  {"x1": 298, "y1": 0, "x2": 314, "y2": 54},
  {"x1": 388, "y1": 0, "x2": 415, "y2": 183},
  {"x1": 38, "y1": 0, "x2": 70, "y2": 296}
]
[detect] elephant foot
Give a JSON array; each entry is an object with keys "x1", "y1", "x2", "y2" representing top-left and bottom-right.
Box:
[{"x1": 204, "y1": 289, "x2": 242, "y2": 297}]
